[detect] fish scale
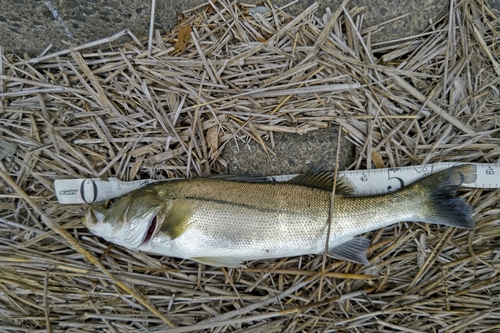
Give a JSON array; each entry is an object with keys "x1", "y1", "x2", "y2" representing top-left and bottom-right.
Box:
[{"x1": 173, "y1": 181, "x2": 331, "y2": 259}]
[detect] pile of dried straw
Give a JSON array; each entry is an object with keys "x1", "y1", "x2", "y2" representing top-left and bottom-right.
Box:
[{"x1": 0, "y1": 0, "x2": 499, "y2": 331}]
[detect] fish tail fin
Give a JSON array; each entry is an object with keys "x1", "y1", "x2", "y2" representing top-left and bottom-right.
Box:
[{"x1": 414, "y1": 164, "x2": 476, "y2": 229}]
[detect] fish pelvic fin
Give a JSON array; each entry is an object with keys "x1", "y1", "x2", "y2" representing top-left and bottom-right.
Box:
[
  {"x1": 329, "y1": 237, "x2": 370, "y2": 265},
  {"x1": 191, "y1": 256, "x2": 243, "y2": 267},
  {"x1": 413, "y1": 164, "x2": 476, "y2": 229}
]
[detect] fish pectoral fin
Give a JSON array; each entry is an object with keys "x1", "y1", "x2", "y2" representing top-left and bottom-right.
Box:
[
  {"x1": 191, "y1": 256, "x2": 243, "y2": 267},
  {"x1": 288, "y1": 172, "x2": 355, "y2": 195},
  {"x1": 160, "y1": 198, "x2": 192, "y2": 239},
  {"x1": 329, "y1": 237, "x2": 370, "y2": 265}
]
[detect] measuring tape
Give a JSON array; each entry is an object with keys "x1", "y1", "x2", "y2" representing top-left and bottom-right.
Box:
[{"x1": 54, "y1": 162, "x2": 499, "y2": 204}]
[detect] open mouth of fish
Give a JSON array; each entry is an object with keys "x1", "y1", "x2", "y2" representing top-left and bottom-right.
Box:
[{"x1": 83, "y1": 205, "x2": 98, "y2": 227}]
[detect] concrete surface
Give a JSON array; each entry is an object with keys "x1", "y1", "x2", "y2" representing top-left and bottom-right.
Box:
[
  {"x1": 1, "y1": 0, "x2": 497, "y2": 175},
  {"x1": 1, "y1": 0, "x2": 489, "y2": 56},
  {"x1": 222, "y1": 127, "x2": 355, "y2": 176}
]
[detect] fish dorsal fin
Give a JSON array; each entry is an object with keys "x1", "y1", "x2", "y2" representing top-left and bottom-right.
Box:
[
  {"x1": 288, "y1": 172, "x2": 354, "y2": 195},
  {"x1": 209, "y1": 174, "x2": 272, "y2": 183},
  {"x1": 329, "y1": 237, "x2": 370, "y2": 265},
  {"x1": 159, "y1": 198, "x2": 192, "y2": 239},
  {"x1": 191, "y1": 256, "x2": 243, "y2": 267},
  {"x1": 335, "y1": 176, "x2": 355, "y2": 195}
]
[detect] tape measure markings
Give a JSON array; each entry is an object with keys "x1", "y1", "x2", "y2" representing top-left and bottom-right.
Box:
[{"x1": 54, "y1": 162, "x2": 500, "y2": 204}]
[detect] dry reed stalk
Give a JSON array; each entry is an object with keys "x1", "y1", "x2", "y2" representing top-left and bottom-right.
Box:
[{"x1": 0, "y1": 0, "x2": 499, "y2": 331}]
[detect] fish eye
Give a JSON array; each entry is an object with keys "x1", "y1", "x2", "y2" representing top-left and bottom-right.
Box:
[{"x1": 104, "y1": 199, "x2": 116, "y2": 209}]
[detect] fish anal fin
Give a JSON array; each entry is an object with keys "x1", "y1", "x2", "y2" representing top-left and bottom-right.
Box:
[
  {"x1": 191, "y1": 256, "x2": 243, "y2": 267},
  {"x1": 329, "y1": 237, "x2": 370, "y2": 265},
  {"x1": 159, "y1": 198, "x2": 192, "y2": 239}
]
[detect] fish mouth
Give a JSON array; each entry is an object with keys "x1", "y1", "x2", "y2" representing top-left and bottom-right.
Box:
[{"x1": 83, "y1": 205, "x2": 100, "y2": 227}]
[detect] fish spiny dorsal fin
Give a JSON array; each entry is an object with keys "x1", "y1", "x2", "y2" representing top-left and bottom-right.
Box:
[
  {"x1": 159, "y1": 198, "x2": 192, "y2": 239},
  {"x1": 208, "y1": 174, "x2": 272, "y2": 183},
  {"x1": 287, "y1": 172, "x2": 355, "y2": 195}
]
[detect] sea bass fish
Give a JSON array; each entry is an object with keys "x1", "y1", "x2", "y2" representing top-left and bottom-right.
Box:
[{"x1": 83, "y1": 164, "x2": 476, "y2": 266}]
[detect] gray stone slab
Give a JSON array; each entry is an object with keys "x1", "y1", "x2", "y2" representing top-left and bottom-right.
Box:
[
  {"x1": 3, "y1": 0, "x2": 497, "y2": 56},
  {"x1": 0, "y1": 0, "x2": 149, "y2": 56},
  {"x1": 221, "y1": 127, "x2": 355, "y2": 176},
  {"x1": 0, "y1": 140, "x2": 17, "y2": 160}
]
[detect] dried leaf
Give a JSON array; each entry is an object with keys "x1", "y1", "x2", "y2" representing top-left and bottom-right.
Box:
[
  {"x1": 206, "y1": 126, "x2": 219, "y2": 151},
  {"x1": 174, "y1": 26, "x2": 192, "y2": 53},
  {"x1": 371, "y1": 150, "x2": 385, "y2": 168}
]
